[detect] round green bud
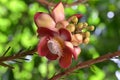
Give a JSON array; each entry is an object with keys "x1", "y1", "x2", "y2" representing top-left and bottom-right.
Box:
[
  {"x1": 83, "y1": 22, "x2": 88, "y2": 28},
  {"x1": 83, "y1": 37, "x2": 90, "y2": 44},
  {"x1": 85, "y1": 31, "x2": 90, "y2": 37},
  {"x1": 66, "y1": 24, "x2": 75, "y2": 32},
  {"x1": 71, "y1": 16, "x2": 78, "y2": 24},
  {"x1": 77, "y1": 23, "x2": 83, "y2": 29},
  {"x1": 89, "y1": 26, "x2": 95, "y2": 31}
]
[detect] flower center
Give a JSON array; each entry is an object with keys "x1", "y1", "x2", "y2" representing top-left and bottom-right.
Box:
[{"x1": 47, "y1": 38, "x2": 63, "y2": 57}]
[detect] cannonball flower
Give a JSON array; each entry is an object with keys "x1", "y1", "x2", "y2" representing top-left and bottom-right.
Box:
[
  {"x1": 33, "y1": 2, "x2": 85, "y2": 68},
  {"x1": 37, "y1": 27, "x2": 80, "y2": 68}
]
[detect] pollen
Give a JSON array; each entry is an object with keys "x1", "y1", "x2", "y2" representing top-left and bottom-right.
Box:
[{"x1": 47, "y1": 39, "x2": 63, "y2": 57}]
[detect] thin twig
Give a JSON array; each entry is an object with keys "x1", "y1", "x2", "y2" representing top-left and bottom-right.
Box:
[
  {"x1": 49, "y1": 51, "x2": 120, "y2": 80},
  {"x1": 2, "y1": 47, "x2": 11, "y2": 57},
  {"x1": 37, "y1": 0, "x2": 88, "y2": 7},
  {"x1": 0, "y1": 47, "x2": 37, "y2": 63},
  {"x1": 0, "y1": 63, "x2": 14, "y2": 69}
]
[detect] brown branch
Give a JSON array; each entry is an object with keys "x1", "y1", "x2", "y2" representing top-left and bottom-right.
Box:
[
  {"x1": 49, "y1": 51, "x2": 120, "y2": 80},
  {"x1": 37, "y1": 0, "x2": 88, "y2": 8},
  {"x1": 0, "y1": 63, "x2": 14, "y2": 69},
  {"x1": 37, "y1": 0, "x2": 55, "y2": 7},
  {"x1": 0, "y1": 47, "x2": 37, "y2": 63}
]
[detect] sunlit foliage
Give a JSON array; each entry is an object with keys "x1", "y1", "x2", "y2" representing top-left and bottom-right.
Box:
[{"x1": 0, "y1": 0, "x2": 120, "y2": 80}]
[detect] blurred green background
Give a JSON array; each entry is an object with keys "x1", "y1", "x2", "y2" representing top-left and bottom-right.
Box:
[{"x1": 0, "y1": 0, "x2": 120, "y2": 80}]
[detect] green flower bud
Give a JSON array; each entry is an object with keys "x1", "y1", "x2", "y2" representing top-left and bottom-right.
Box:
[
  {"x1": 71, "y1": 16, "x2": 78, "y2": 24},
  {"x1": 66, "y1": 24, "x2": 75, "y2": 32},
  {"x1": 83, "y1": 37, "x2": 90, "y2": 44},
  {"x1": 85, "y1": 31, "x2": 90, "y2": 37},
  {"x1": 83, "y1": 22, "x2": 88, "y2": 28},
  {"x1": 89, "y1": 26, "x2": 95, "y2": 31},
  {"x1": 77, "y1": 23, "x2": 83, "y2": 29}
]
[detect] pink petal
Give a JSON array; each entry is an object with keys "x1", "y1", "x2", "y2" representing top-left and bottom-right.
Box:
[
  {"x1": 65, "y1": 41, "x2": 81, "y2": 59},
  {"x1": 59, "y1": 46, "x2": 73, "y2": 68},
  {"x1": 67, "y1": 14, "x2": 82, "y2": 22},
  {"x1": 34, "y1": 12, "x2": 55, "y2": 28},
  {"x1": 37, "y1": 36, "x2": 49, "y2": 56},
  {"x1": 46, "y1": 52, "x2": 58, "y2": 60},
  {"x1": 52, "y1": 2, "x2": 65, "y2": 23},
  {"x1": 59, "y1": 28, "x2": 71, "y2": 41},
  {"x1": 56, "y1": 20, "x2": 69, "y2": 29},
  {"x1": 73, "y1": 14, "x2": 82, "y2": 18},
  {"x1": 34, "y1": 12, "x2": 42, "y2": 21},
  {"x1": 65, "y1": 42, "x2": 81, "y2": 60},
  {"x1": 73, "y1": 46, "x2": 81, "y2": 60},
  {"x1": 37, "y1": 27, "x2": 58, "y2": 37},
  {"x1": 65, "y1": 41, "x2": 74, "y2": 49}
]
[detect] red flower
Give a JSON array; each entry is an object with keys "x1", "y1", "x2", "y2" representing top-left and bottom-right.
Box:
[
  {"x1": 34, "y1": 2, "x2": 82, "y2": 68},
  {"x1": 37, "y1": 27, "x2": 80, "y2": 68}
]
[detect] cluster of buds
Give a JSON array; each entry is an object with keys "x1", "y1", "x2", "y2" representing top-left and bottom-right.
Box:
[{"x1": 66, "y1": 16, "x2": 95, "y2": 46}]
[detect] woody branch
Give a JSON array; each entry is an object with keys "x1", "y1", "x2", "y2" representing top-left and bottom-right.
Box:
[
  {"x1": 37, "y1": 0, "x2": 88, "y2": 7},
  {"x1": 49, "y1": 51, "x2": 120, "y2": 80},
  {"x1": 0, "y1": 47, "x2": 37, "y2": 63}
]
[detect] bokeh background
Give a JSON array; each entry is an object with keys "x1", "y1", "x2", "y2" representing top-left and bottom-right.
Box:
[{"x1": 0, "y1": 0, "x2": 120, "y2": 80}]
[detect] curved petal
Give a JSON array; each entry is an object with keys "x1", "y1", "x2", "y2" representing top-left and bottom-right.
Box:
[
  {"x1": 71, "y1": 34, "x2": 83, "y2": 46},
  {"x1": 73, "y1": 14, "x2": 82, "y2": 19},
  {"x1": 34, "y1": 12, "x2": 55, "y2": 28},
  {"x1": 34, "y1": 12, "x2": 42, "y2": 22},
  {"x1": 59, "y1": 46, "x2": 72, "y2": 68},
  {"x1": 52, "y1": 2, "x2": 65, "y2": 23},
  {"x1": 65, "y1": 41, "x2": 81, "y2": 60},
  {"x1": 46, "y1": 52, "x2": 58, "y2": 60},
  {"x1": 37, "y1": 36, "x2": 49, "y2": 56},
  {"x1": 73, "y1": 46, "x2": 81, "y2": 60},
  {"x1": 56, "y1": 20, "x2": 69, "y2": 29},
  {"x1": 59, "y1": 28, "x2": 71, "y2": 41},
  {"x1": 37, "y1": 27, "x2": 58, "y2": 37},
  {"x1": 67, "y1": 14, "x2": 82, "y2": 22}
]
